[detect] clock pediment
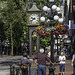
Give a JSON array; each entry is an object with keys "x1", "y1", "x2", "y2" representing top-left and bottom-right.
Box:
[
  {"x1": 27, "y1": 2, "x2": 41, "y2": 26},
  {"x1": 28, "y1": 2, "x2": 40, "y2": 12}
]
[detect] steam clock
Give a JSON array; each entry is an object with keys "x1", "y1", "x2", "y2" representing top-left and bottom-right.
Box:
[{"x1": 27, "y1": 1, "x2": 41, "y2": 56}]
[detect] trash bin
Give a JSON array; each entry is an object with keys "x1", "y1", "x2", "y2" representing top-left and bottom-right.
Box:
[{"x1": 49, "y1": 65, "x2": 55, "y2": 75}]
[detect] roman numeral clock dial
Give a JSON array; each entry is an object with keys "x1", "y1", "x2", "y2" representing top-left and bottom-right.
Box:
[{"x1": 28, "y1": 13, "x2": 40, "y2": 25}]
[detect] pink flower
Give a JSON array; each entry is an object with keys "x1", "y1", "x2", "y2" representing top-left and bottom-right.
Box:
[
  {"x1": 55, "y1": 30, "x2": 60, "y2": 34},
  {"x1": 40, "y1": 29, "x2": 43, "y2": 32},
  {"x1": 43, "y1": 35, "x2": 45, "y2": 37},
  {"x1": 42, "y1": 33, "x2": 43, "y2": 35}
]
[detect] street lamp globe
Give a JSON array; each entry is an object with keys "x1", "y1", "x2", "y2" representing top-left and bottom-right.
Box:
[
  {"x1": 54, "y1": 15, "x2": 59, "y2": 21},
  {"x1": 58, "y1": 18, "x2": 63, "y2": 23},
  {"x1": 52, "y1": 5, "x2": 57, "y2": 10},
  {"x1": 47, "y1": 8, "x2": 51, "y2": 13},
  {"x1": 49, "y1": 0, "x2": 54, "y2": 2},
  {"x1": 57, "y1": 11, "x2": 61, "y2": 15},
  {"x1": 43, "y1": 6, "x2": 48, "y2": 11},
  {"x1": 40, "y1": 16, "x2": 45, "y2": 22},
  {"x1": 53, "y1": 35, "x2": 56, "y2": 38},
  {"x1": 56, "y1": 7, "x2": 61, "y2": 12},
  {"x1": 46, "y1": 19, "x2": 50, "y2": 23},
  {"x1": 59, "y1": 35, "x2": 62, "y2": 38}
]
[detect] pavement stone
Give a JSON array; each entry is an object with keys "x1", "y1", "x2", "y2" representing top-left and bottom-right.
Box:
[
  {"x1": 54, "y1": 60, "x2": 73, "y2": 75},
  {"x1": 0, "y1": 70, "x2": 10, "y2": 75},
  {"x1": 0, "y1": 55, "x2": 22, "y2": 75}
]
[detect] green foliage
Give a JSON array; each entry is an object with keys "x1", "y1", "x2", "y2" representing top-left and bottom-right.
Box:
[
  {"x1": 40, "y1": 36, "x2": 51, "y2": 48},
  {"x1": 0, "y1": 0, "x2": 29, "y2": 49}
]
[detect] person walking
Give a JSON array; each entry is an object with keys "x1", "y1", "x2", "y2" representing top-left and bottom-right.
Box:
[
  {"x1": 59, "y1": 52, "x2": 66, "y2": 75},
  {"x1": 72, "y1": 52, "x2": 75, "y2": 75},
  {"x1": 19, "y1": 53, "x2": 31, "y2": 75},
  {"x1": 33, "y1": 48, "x2": 53, "y2": 75}
]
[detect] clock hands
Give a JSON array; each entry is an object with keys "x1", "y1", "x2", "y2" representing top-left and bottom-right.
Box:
[
  {"x1": 30, "y1": 17, "x2": 36, "y2": 21},
  {"x1": 32, "y1": 17, "x2": 35, "y2": 20}
]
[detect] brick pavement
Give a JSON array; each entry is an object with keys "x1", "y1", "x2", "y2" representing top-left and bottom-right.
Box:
[
  {"x1": 46, "y1": 60, "x2": 73, "y2": 75},
  {"x1": 0, "y1": 55, "x2": 73, "y2": 75},
  {"x1": 55, "y1": 60, "x2": 73, "y2": 75},
  {"x1": 0, "y1": 55, "x2": 10, "y2": 58},
  {"x1": 31, "y1": 59, "x2": 73, "y2": 75}
]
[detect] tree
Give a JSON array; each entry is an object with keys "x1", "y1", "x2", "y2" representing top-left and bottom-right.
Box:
[{"x1": 0, "y1": 0, "x2": 29, "y2": 55}]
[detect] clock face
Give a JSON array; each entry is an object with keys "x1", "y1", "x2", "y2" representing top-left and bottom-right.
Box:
[{"x1": 28, "y1": 13, "x2": 40, "y2": 25}]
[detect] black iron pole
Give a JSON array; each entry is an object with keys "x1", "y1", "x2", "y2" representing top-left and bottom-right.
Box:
[
  {"x1": 49, "y1": 30, "x2": 55, "y2": 75},
  {"x1": 57, "y1": 37, "x2": 59, "y2": 55},
  {"x1": 10, "y1": 65, "x2": 13, "y2": 75},
  {"x1": 7, "y1": 47, "x2": 8, "y2": 55},
  {"x1": 50, "y1": 31, "x2": 54, "y2": 63},
  {"x1": 0, "y1": 40, "x2": 2, "y2": 57}
]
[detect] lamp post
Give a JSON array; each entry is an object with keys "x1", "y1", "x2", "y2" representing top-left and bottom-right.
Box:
[
  {"x1": 63, "y1": 37, "x2": 71, "y2": 50},
  {"x1": 56, "y1": 35, "x2": 62, "y2": 55},
  {"x1": 54, "y1": 34, "x2": 62, "y2": 63},
  {"x1": 0, "y1": 32, "x2": 2, "y2": 57},
  {"x1": 63, "y1": 37, "x2": 71, "y2": 56},
  {"x1": 59, "y1": 34, "x2": 63, "y2": 54},
  {"x1": 0, "y1": 40, "x2": 2, "y2": 57},
  {"x1": 5, "y1": 39, "x2": 10, "y2": 55},
  {"x1": 21, "y1": 42, "x2": 24, "y2": 54},
  {"x1": 40, "y1": 0, "x2": 63, "y2": 62},
  {"x1": 23, "y1": 32, "x2": 27, "y2": 54},
  {"x1": 40, "y1": 0, "x2": 63, "y2": 74}
]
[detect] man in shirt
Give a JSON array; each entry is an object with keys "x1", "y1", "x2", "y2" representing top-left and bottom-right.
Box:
[{"x1": 33, "y1": 48, "x2": 53, "y2": 75}]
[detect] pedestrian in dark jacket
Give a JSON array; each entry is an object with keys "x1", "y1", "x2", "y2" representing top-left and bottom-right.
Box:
[
  {"x1": 33, "y1": 48, "x2": 53, "y2": 75},
  {"x1": 19, "y1": 53, "x2": 31, "y2": 75},
  {"x1": 72, "y1": 51, "x2": 75, "y2": 75}
]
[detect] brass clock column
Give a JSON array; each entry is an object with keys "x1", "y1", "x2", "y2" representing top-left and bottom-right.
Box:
[{"x1": 27, "y1": 1, "x2": 41, "y2": 57}]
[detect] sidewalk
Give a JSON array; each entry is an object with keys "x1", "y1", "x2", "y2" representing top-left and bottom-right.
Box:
[
  {"x1": 28, "y1": 59, "x2": 73, "y2": 75},
  {"x1": 31, "y1": 59, "x2": 73, "y2": 75},
  {"x1": 54, "y1": 60, "x2": 73, "y2": 75},
  {"x1": 0, "y1": 55, "x2": 73, "y2": 75},
  {"x1": 0, "y1": 55, "x2": 10, "y2": 58}
]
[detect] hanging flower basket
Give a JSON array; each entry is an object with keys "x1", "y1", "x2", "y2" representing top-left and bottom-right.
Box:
[
  {"x1": 54, "y1": 24, "x2": 69, "y2": 35},
  {"x1": 36, "y1": 24, "x2": 69, "y2": 37},
  {"x1": 36, "y1": 26, "x2": 51, "y2": 37}
]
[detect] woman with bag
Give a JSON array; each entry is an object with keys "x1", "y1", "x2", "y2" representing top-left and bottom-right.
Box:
[
  {"x1": 59, "y1": 52, "x2": 66, "y2": 75},
  {"x1": 19, "y1": 53, "x2": 31, "y2": 75}
]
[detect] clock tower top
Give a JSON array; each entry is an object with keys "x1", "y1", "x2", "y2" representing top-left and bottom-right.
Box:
[
  {"x1": 27, "y1": 1, "x2": 41, "y2": 26},
  {"x1": 27, "y1": 2, "x2": 40, "y2": 12}
]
